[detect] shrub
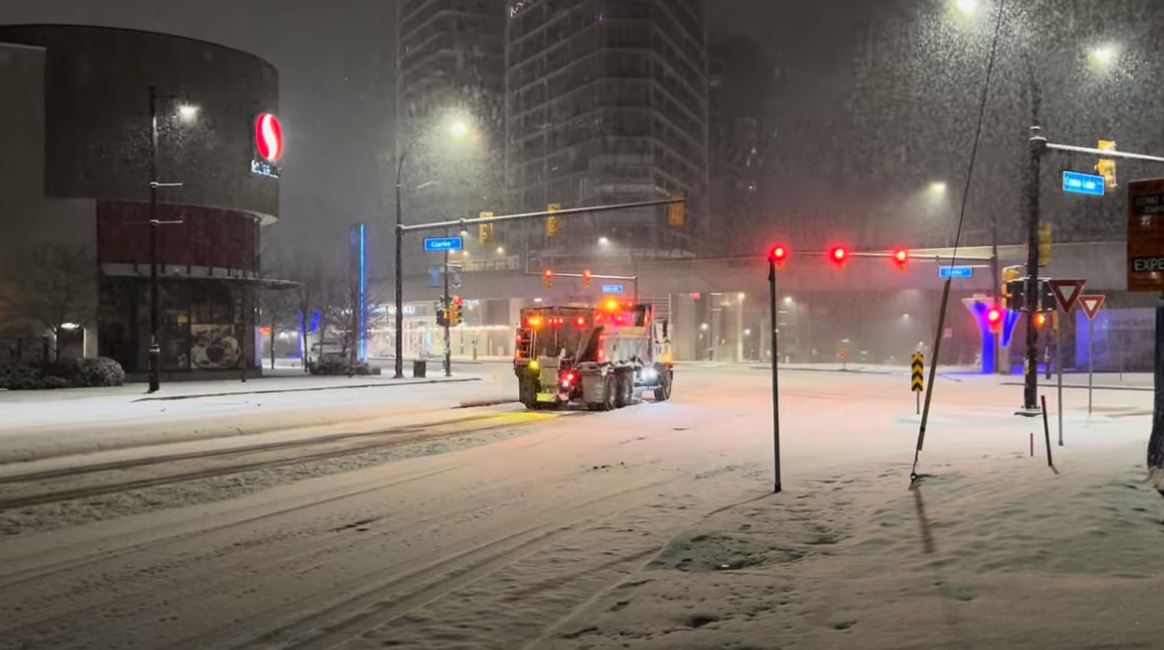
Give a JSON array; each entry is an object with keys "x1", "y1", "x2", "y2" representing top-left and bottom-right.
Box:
[
  {"x1": 42, "y1": 376, "x2": 70, "y2": 389},
  {"x1": 308, "y1": 356, "x2": 379, "y2": 376},
  {"x1": 73, "y1": 357, "x2": 125, "y2": 387},
  {"x1": 0, "y1": 365, "x2": 42, "y2": 390}
]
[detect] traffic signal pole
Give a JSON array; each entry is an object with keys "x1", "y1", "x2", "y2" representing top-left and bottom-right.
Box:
[
  {"x1": 1022, "y1": 126, "x2": 1047, "y2": 413},
  {"x1": 768, "y1": 255, "x2": 782, "y2": 494},
  {"x1": 443, "y1": 230, "x2": 451, "y2": 377},
  {"x1": 393, "y1": 198, "x2": 682, "y2": 374}
]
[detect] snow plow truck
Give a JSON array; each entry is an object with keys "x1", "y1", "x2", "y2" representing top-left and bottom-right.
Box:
[{"x1": 513, "y1": 298, "x2": 673, "y2": 410}]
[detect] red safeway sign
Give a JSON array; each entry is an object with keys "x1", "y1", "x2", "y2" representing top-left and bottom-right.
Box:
[
  {"x1": 1079, "y1": 294, "x2": 1106, "y2": 321},
  {"x1": 1049, "y1": 279, "x2": 1086, "y2": 312}
]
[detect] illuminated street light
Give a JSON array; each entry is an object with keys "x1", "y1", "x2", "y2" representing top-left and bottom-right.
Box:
[
  {"x1": 177, "y1": 104, "x2": 200, "y2": 122},
  {"x1": 496, "y1": 246, "x2": 505, "y2": 255},
  {"x1": 744, "y1": 328, "x2": 752, "y2": 336},
  {"x1": 953, "y1": 0, "x2": 978, "y2": 15},
  {"x1": 737, "y1": 292, "x2": 746, "y2": 301},
  {"x1": 929, "y1": 181, "x2": 947, "y2": 194},
  {"x1": 449, "y1": 119, "x2": 471, "y2": 138},
  {"x1": 1089, "y1": 43, "x2": 1118, "y2": 67},
  {"x1": 700, "y1": 322, "x2": 709, "y2": 331},
  {"x1": 598, "y1": 236, "x2": 610, "y2": 246}
]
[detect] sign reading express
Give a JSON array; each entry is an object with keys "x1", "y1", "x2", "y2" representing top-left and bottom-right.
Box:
[{"x1": 1127, "y1": 179, "x2": 1164, "y2": 291}]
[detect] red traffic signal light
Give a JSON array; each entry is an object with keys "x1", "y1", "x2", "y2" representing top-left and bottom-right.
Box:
[
  {"x1": 987, "y1": 306, "x2": 1003, "y2": 333},
  {"x1": 543, "y1": 269, "x2": 553, "y2": 289},
  {"x1": 893, "y1": 248, "x2": 909, "y2": 268},
  {"x1": 828, "y1": 246, "x2": 848, "y2": 266},
  {"x1": 1035, "y1": 312, "x2": 1048, "y2": 330},
  {"x1": 769, "y1": 245, "x2": 789, "y2": 265},
  {"x1": 582, "y1": 269, "x2": 592, "y2": 288}
]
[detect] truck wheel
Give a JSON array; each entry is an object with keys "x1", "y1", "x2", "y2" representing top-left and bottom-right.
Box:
[
  {"x1": 519, "y1": 376, "x2": 538, "y2": 409},
  {"x1": 615, "y1": 372, "x2": 632, "y2": 408},
  {"x1": 653, "y1": 370, "x2": 672, "y2": 402},
  {"x1": 602, "y1": 375, "x2": 617, "y2": 411}
]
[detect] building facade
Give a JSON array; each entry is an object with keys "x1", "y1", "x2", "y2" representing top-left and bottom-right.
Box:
[
  {"x1": 506, "y1": 0, "x2": 709, "y2": 264},
  {"x1": 0, "y1": 25, "x2": 283, "y2": 377}
]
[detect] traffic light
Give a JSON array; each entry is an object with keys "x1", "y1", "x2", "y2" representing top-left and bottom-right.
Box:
[
  {"x1": 769, "y1": 244, "x2": 789, "y2": 267},
  {"x1": 478, "y1": 219, "x2": 494, "y2": 246},
  {"x1": 1038, "y1": 222, "x2": 1052, "y2": 267},
  {"x1": 892, "y1": 247, "x2": 909, "y2": 269},
  {"x1": 582, "y1": 270, "x2": 592, "y2": 288},
  {"x1": 448, "y1": 297, "x2": 464, "y2": 326},
  {"x1": 543, "y1": 269, "x2": 554, "y2": 289},
  {"x1": 668, "y1": 191, "x2": 685, "y2": 227},
  {"x1": 1005, "y1": 278, "x2": 1027, "y2": 311},
  {"x1": 1097, "y1": 140, "x2": 1117, "y2": 189},
  {"x1": 987, "y1": 306, "x2": 1004, "y2": 333},
  {"x1": 436, "y1": 306, "x2": 449, "y2": 327},
  {"x1": 546, "y1": 203, "x2": 561, "y2": 238},
  {"x1": 1034, "y1": 312, "x2": 1048, "y2": 330},
  {"x1": 828, "y1": 246, "x2": 849, "y2": 267}
]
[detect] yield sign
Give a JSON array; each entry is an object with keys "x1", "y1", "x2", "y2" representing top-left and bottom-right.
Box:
[
  {"x1": 1079, "y1": 294, "x2": 1106, "y2": 321},
  {"x1": 1049, "y1": 279, "x2": 1086, "y2": 312}
]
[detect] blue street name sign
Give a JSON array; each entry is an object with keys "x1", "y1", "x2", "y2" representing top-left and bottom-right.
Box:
[
  {"x1": 939, "y1": 266, "x2": 974, "y2": 279},
  {"x1": 1062, "y1": 171, "x2": 1105, "y2": 197},
  {"x1": 601, "y1": 284, "x2": 625, "y2": 294},
  {"x1": 423, "y1": 236, "x2": 464, "y2": 252}
]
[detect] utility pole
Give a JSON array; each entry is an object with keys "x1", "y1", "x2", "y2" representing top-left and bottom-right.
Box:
[
  {"x1": 443, "y1": 229, "x2": 452, "y2": 377},
  {"x1": 768, "y1": 253, "x2": 782, "y2": 493},
  {"x1": 148, "y1": 86, "x2": 160, "y2": 393},
  {"x1": 393, "y1": 150, "x2": 408, "y2": 379},
  {"x1": 1022, "y1": 125, "x2": 1047, "y2": 412}
]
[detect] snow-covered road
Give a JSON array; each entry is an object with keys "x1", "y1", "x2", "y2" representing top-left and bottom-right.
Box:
[{"x1": 0, "y1": 366, "x2": 1159, "y2": 649}]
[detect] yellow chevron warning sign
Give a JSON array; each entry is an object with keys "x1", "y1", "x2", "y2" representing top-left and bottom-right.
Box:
[{"x1": 911, "y1": 353, "x2": 925, "y2": 393}]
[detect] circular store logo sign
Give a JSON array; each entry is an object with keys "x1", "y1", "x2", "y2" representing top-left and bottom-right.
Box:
[{"x1": 255, "y1": 113, "x2": 284, "y2": 163}]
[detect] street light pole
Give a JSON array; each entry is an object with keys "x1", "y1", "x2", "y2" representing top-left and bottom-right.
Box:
[
  {"x1": 1022, "y1": 126, "x2": 1046, "y2": 412},
  {"x1": 394, "y1": 148, "x2": 409, "y2": 379},
  {"x1": 148, "y1": 86, "x2": 161, "y2": 393},
  {"x1": 443, "y1": 229, "x2": 452, "y2": 377}
]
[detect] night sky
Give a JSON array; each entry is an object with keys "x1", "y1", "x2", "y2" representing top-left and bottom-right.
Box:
[{"x1": 3, "y1": 1, "x2": 1161, "y2": 259}]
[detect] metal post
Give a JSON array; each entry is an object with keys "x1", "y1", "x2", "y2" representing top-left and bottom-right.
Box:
[
  {"x1": 393, "y1": 151, "x2": 407, "y2": 379},
  {"x1": 443, "y1": 231, "x2": 451, "y2": 378},
  {"x1": 147, "y1": 86, "x2": 161, "y2": 394},
  {"x1": 1023, "y1": 126, "x2": 1046, "y2": 412},
  {"x1": 736, "y1": 294, "x2": 744, "y2": 363},
  {"x1": 1148, "y1": 292, "x2": 1164, "y2": 471},
  {"x1": 1088, "y1": 317, "x2": 1094, "y2": 415},
  {"x1": 1056, "y1": 320, "x2": 1063, "y2": 445},
  {"x1": 768, "y1": 258, "x2": 781, "y2": 494}
]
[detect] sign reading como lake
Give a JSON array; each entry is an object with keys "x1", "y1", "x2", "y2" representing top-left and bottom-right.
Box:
[
  {"x1": 251, "y1": 113, "x2": 283, "y2": 179},
  {"x1": 1128, "y1": 179, "x2": 1164, "y2": 291}
]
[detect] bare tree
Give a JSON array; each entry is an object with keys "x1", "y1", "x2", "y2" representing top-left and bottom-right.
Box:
[{"x1": 4, "y1": 244, "x2": 96, "y2": 361}]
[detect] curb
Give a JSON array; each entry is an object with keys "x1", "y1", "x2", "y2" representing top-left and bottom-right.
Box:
[{"x1": 133, "y1": 377, "x2": 481, "y2": 402}]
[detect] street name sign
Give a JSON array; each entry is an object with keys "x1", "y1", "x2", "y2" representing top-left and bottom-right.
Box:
[
  {"x1": 1062, "y1": 171, "x2": 1105, "y2": 196},
  {"x1": 601, "y1": 284, "x2": 625, "y2": 294},
  {"x1": 423, "y1": 237, "x2": 464, "y2": 253},
  {"x1": 939, "y1": 266, "x2": 974, "y2": 279}
]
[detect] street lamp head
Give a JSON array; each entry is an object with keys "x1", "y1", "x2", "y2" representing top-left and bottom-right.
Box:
[
  {"x1": 953, "y1": 0, "x2": 978, "y2": 15},
  {"x1": 449, "y1": 119, "x2": 471, "y2": 139},
  {"x1": 177, "y1": 104, "x2": 200, "y2": 123},
  {"x1": 1090, "y1": 43, "x2": 1118, "y2": 67},
  {"x1": 496, "y1": 246, "x2": 505, "y2": 255},
  {"x1": 598, "y1": 236, "x2": 610, "y2": 246},
  {"x1": 929, "y1": 181, "x2": 947, "y2": 194}
]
